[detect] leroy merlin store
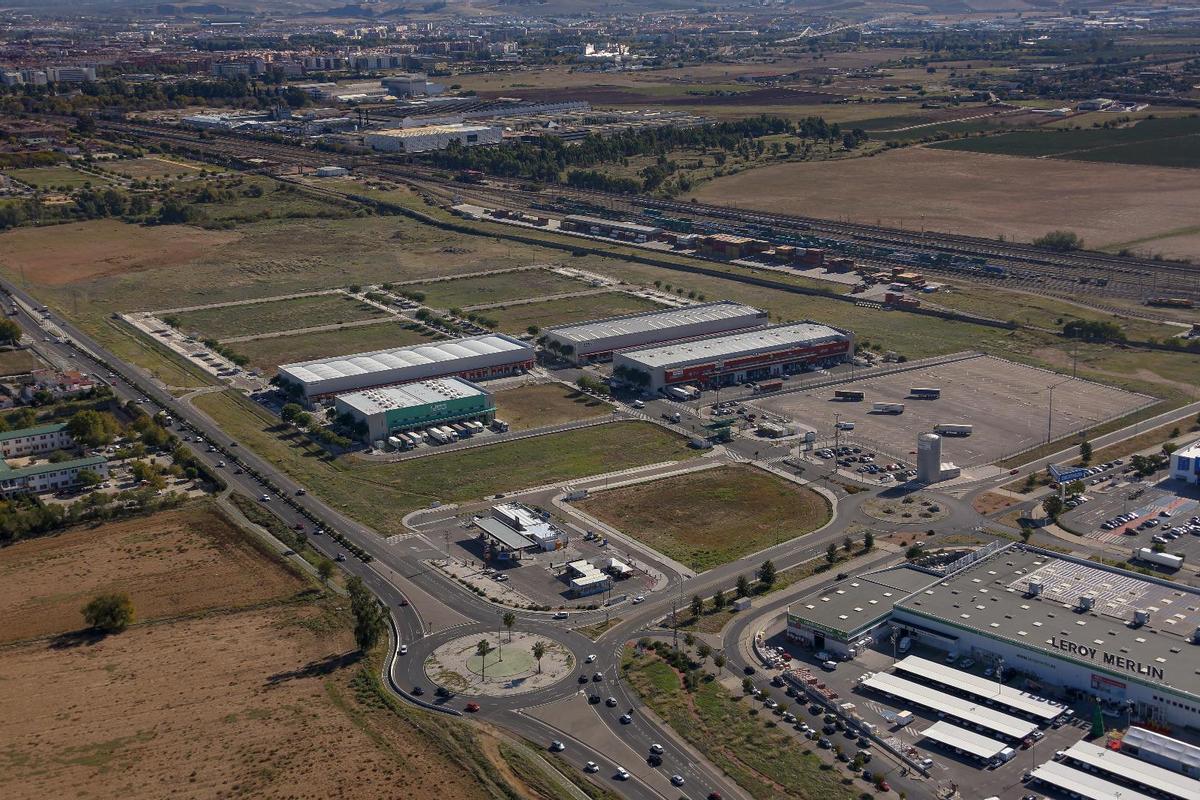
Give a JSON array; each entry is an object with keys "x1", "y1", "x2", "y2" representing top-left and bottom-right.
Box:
[{"x1": 786, "y1": 544, "x2": 1200, "y2": 732}]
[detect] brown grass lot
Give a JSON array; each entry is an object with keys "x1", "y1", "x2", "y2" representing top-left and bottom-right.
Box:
[
  {"x1": 491, "y1": 382, "x2": 611, "y2": 430},
  {"x1": 173, "y1": 294, "x2": 387, "y2": 340},
  {"x1": 687, "y1": 147, "x2": 1200, "y2": 259},
  {"x1": 0, "y1": 603, "x2": 527, "y2": 800},
  {"x1": 0, "y1": 347, "x2": 42, "y2": 376},
  {"x1": 233, "y1": 322, "x2": 437, "y2": 374},
  {"x1": 407, "y1": 269, "x2": 587, "y2": 309},
  {"x1": 0, "y1": 502, "x2": 306, "y2": 643},
  {"x1": 577, "y1": 465, "x2": 830, "y2": 571},
  {"x1": 487, "y1": 291, "x2": 665, "y2": 333},
  {"x1": 109, "y1": 156, "x2": 204, "y2": 179}
]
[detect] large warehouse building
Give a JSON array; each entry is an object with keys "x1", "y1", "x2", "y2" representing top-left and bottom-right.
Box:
[
  {"x1": 542, "y1": 301, "x2": 767, "y2": 365},
  {"x1": 785, "y1": 543, "x2": 1200, "y2": 732},
  {"x1": 612, "y1": 321, "x2": 852, "y2": 392},
  {"x1": 333, "y1": 377, "x2": 494, "y2": 441},
  {"x1": 364, "y1": 123, "x2": 501, "y2": 153},
  {"x1": 278, "y1": 334, "x2": 535, "y2": 402}
]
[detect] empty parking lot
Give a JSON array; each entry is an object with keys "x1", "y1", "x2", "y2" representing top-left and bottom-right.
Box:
[{"x1": 750, "y1": 355, "x2": 1154, "y2": 467}]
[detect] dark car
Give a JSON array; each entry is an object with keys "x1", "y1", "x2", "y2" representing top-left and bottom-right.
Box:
[
  {"x1": 605, "y1": 697, "x2": 618, "y2": 707},
  {"x1": 412, "y1": 686, "x2": 425, "y2": 696},
  {"x1": 743, "y1": 665, "x2": 756, "y2": 675},
  {"x1": 647, "y1": 754, "x2": 663, "y2": 767},
  {"x1": 588, "y1": 694, "x2": 601, "y2": 705},
  {"x1": 809, "y1": 704, "x2": 823, "y2": 715},
  {"x1": 578, "y1": 674, "x2": 589, "y2": 684}
]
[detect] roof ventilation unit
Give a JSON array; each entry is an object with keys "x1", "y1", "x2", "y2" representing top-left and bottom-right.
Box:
[
  {"x1": 1077, "y1": 595, "x2": 1094, "y2": 611},
  {"x1": 1027, "y1": 581, "x2": 1043, "y2": 597},
  {"x1": 1133, "y1": 609, "x2": 1151, "y2": 627}
]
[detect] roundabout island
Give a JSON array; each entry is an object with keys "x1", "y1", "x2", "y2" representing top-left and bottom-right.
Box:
[{"x1": 423, "y1": 631, "x2": 576, "y2": 696}]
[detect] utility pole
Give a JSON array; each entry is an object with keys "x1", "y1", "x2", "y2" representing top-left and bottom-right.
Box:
[{"x1": 671, "y1": 600, "x2": 678, "y2": 651}]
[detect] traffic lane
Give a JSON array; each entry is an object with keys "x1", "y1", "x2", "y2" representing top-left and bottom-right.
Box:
[{"x1": 498, "y1": 709, "x2": 663, "y2": 800}]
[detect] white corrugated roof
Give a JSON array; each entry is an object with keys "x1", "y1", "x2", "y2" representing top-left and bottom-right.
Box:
[
  {"x1": 1065, "y1": 741, "x2": 1200, "y2": 800},
  {"x1": 619, "y1": 322, "x2": 847, "y2": 369},
  {"x1": 861, "y1": 672, "x2": 1037, "y2": 740},
  {"x1": 281, "y1": 334, "x2": 527, "y2": 384},
  {"x1": 920, "y1": 721, "x2": 1008, "y2": 760},
  {"x1": 546, "y1": 301, "x2": 763, "y2": 344},
  {"x1": 335, "y1": 377, "x2": 484, "y2": 416},
  {"x1": 1031, "y1": 760, "x2": 1157, "y2": 800}
]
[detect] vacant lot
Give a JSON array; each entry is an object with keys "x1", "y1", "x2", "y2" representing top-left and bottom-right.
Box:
[
  {"x1": 0, "y1": 600, "x2": 534, "y2": 800},
  {"x1": 751, "y1": 354, "x2": 1153, "y2": 467},
  {"x1": 0, "y1": 502, "x2": 305, "y2": 643},
  {"x1": 409, "y1": 269, "x2": 587, "y2": 309},
  {"x1": 623, "y1": 647, "x2": 861, "y2": 800},
  {"x1": 193, "y1": 390, "x2": 697, "y2": 535},
  {"x1": 233, "y1": 322, "x2": 437, "y2": 374},
  {"x1": 0, "y1": 347, "x2": 42, "y2": 376},
  {"x1": 487, "y1": 291, "x2": 665, "y2": 333},
  {"x1": 0, "y1": 219, "x2": 241, "y2": 286},
  {"x1": 578, "y1": 465, "x2": 829, "y2": 571},
  {"x1": 171, "y1": 294, "x2": 387, "y2": 340},
  {"x1": 686, "y1": 147, "x2": 1200, "y2": 259},
  {"x1": 3, "y1": 165, "x2": 104, "y2": 190},
  {"x1": 108, "y1": 156, "x2": 205, "y2": 179},
  {"x1": 492, "y1": 382, "x2": 611, "y2": 430}
]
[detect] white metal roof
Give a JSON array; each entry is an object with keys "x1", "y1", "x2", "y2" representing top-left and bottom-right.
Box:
[
  {"x1": 1123, "y1": 727, "x2": 1200, "y2": 773},
  {"x1": 860, "y1": 672, "x2": 1038, "y2": 740},
  {"x1": 281, "y1": 334, "x2": 529, "y2": 385},
  {"x1": 618, "y1": 322, "x2": 847, "y2": 369},
  {"x1": 545, "y1": 301, "x2": 763, "y2": 345},
  {"x1": 1065, "y1": 741, "x2": 1200, "y2": 800},
  {"x1": 920, "y1": 721, "x2": 1009, "y2": 760},
  {"x1": 369, "y1": 123, "x2": 496, "y2": 137},
  {"x1": 335, "y1": 377, "x2": 485, "y2": 415},
  {"x1": 894, "y1": 655, "x2": 1064, "y2": 720},
  {"x1": 1031, "y1": 760, "x2": 1157, "y2": 800}
]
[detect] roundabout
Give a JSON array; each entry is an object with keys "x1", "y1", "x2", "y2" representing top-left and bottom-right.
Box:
[{"x1": 423, "y1": 630, "x2": 576, "y2": 696}]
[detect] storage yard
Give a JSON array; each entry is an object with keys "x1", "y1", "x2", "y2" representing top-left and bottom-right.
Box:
[{"x1": 751, "y1": 355, "x2": 1154, "y2": 467}]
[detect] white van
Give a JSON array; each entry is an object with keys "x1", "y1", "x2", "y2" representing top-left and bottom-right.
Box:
[{"x1": 835, "y1": 421, "x2": 855, "y2": 431}]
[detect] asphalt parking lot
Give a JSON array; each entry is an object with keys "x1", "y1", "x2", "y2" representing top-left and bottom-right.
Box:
[
  {"x1": 750, "y1": 355, "x2": 1153, "y2": 467},
  {"x1": 1061, "y1": 475, "x2": 1200, "y2": 563}
]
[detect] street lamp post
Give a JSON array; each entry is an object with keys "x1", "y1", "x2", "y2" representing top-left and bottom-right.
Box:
[{"x1": 1046, "y1": 378, "x2": 1072, "y2": 445}]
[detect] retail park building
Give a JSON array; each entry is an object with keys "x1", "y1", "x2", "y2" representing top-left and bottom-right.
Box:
[{"x1": 785, "y1": 543, "x2": 1200, "y2": 731}]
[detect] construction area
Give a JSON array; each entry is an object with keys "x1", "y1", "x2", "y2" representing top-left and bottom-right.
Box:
[{"x1": 750, "y1": 354, "x2": 1155, "y2": 467}]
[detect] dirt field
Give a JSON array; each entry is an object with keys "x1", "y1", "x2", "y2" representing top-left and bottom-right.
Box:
[
  {"x1": 577, "y1": 464, "x2": 830, "y2": 571},
  {"x1": 0, "y1": 503, "x2": 305, "y2": 643},
  {"x1": 171, "y1": 294, "x2": 387, "y2": 340},
  {"x1": 492, "y1": 382, "x2": 611, "y2": 430},
  {"x1": 109, "y1": 157, "x2": 204, "y2": 179},
  {"x1": 0, "y1": 219, "x2": 241, "y2": 286},
  {"x1": 0, "y1": 601, "x2": 528, "y2": 800},
  {"x1": 686, "y1": 147, "x2": 1200, "y2": 259},
  {"x1": 233, "y1": 322, "x2": 437, "y2": 375}
]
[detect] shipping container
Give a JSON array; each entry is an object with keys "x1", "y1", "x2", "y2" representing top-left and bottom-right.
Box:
[
  {"x1": 910, "y1": 387, "x2": 941, "y2": 399},
  {"x1": 872, "y1": 402, "x2": 905, "y2": 414}
]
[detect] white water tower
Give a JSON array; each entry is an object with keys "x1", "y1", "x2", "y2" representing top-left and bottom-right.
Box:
[{"x1": 917, "y1": 433, "x2": 942, "y2": 484}]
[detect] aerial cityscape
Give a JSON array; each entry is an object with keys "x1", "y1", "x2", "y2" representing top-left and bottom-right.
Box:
[{"x1": 2, "y1": 0, "x2": 1200, "y2": 798}]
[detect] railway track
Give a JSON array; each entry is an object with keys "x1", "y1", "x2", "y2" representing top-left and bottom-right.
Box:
[{"x1": 94, "y1": 118, "x2": 1200, "y2": 306}]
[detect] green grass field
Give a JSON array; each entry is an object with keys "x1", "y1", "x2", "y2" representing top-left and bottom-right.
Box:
[
  {"x1": 622, "y1": 648, "x2": 863, "y2": 800},
  {"x1": 930, "y1": 115, "x2": 1200, "y2": 168},
  {"x1": 171, "y1": 294, "x2": 388, "y2": 340},
  {"x1": 192, "y1": 390, "x2": 696, "y2": 535},
  {"x1": 579, "y1": 465, "x2": 830, "y2": 571},
  {"x1": 491, "y1": 383, "x2": 611, "y2": 430},
  {"x1": 2, "y1": 166, "x2": 107, "y2": 190},
  {"x1": 232, "y1": 322, "x2": 437, "y2": 374},
  {"x1": 408, "y1": 270, "x2": 588, "y2": 309},
  {"x1": 486, "y1": 292, "x2": 665, "y2": 333}
]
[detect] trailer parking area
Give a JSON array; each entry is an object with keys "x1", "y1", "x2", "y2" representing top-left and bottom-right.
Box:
[{"x1": 750, "y1": 355, "x2": 1154, "y2": 467}]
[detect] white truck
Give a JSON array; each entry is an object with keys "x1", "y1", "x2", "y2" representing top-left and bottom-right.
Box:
[
  {"x1": 1133, "y1": 547, "x2": 1184, "y2": 571},
  {"x1": 933, "y1": 423, "x2": 973, "y2": 436},
  {"x1": 664, "y1": 386, "x2": 692, "y2": 402},
  {"x1": 872, "y1": 402, "x2": 905, "y2": 414}
]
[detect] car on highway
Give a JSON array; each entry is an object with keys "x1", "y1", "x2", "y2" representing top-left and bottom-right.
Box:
[
  {"x1": 588, "y1": 694, "x2": 601, "y2": 704},
  {"x1": 549, "y1": 740, "x2": 565, "y2": 752},
  {"x1": 606, "y1": 697, "x2": 618, "y2": 707},
  {"x1": 632, "y1": 595, "x2": 644, "y2": 604},
  {"x1": 412, "y1": 686, "x2": 424, "y2": 696},
  {"x1": 649, "y1": 743, "x2": 664, "y2": 754},
  {"x1": 464, "y1": 702, "x2": 479, "y2": 712},
  {"x1": 260, "y1": 494, "x2": 271, "y2": 502},
  {"x1": 583, "y1": 761, "x2": 598, "y2": 773},
  {"x1": 647, "y1": 753, "x2": 662, "y2": 767},
  {"x1": 585, "y1": 654, "x2": 596, "y2": 663},
  {"x1": 295, "y1": 488, "x2": 306, "y2": 495},
  {"x1": 592, "y1": 672, "x2": 603, "y2": 682},
  {"x1": 399, "y1": 645, "x2": 407, "y2": 655},
  {"x1": 670, "y1": 775, "x2": 685, "y2": 786},
  {"x1": 578, "y1": 674, "x2": 589, "y2": 684},
  {"x1": 553, "y1": 611, "x2": 569, "y2": 619},
  {"x1": 335, "y1": 553, "x2": 346, "y2": 562},
  {"x1": 619, "y1": 714, "x2": 632, "y2": 724},
  {"x1": 615, "y1": 767, "x2": 629, "y2": 781}
]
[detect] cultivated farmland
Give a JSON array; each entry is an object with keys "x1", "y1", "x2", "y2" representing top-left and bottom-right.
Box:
[
  {"x1": 578, "y1": 465, "x2": 830, "y2": 571},
  {"x1": 686, "y1": 146, "x2": 1200, "y2": 259}
]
